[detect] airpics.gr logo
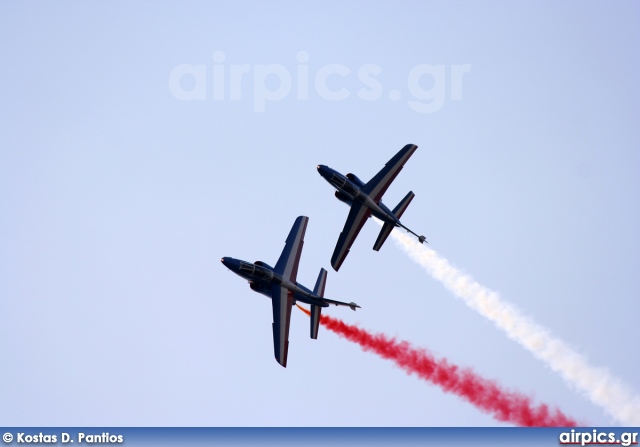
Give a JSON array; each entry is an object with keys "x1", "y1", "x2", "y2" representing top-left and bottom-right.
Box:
[
  {"x1": 169, "y1": 51, "x2": 471, "y2": 113},
  {"x1": 559, "y1": 430, "x2": 638, "y2": 447}
]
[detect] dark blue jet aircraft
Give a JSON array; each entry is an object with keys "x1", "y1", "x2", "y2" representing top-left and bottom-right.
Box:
[
  {"x1": 221, "y1": 216, "x2": 360, "y2": 367},
  {"x1": 317, "y1": 144, "x2": 427, "y2": 271}
]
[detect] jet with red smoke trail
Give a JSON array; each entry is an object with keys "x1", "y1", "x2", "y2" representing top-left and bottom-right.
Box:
[
  {"x1": 295, "y1": 304, "x2": 578, "y2": 427},
  {"x1": 221, "y1": 216, "x2": 360, "y2": 367},
  {"x1": 317, "y1": 143, "x2": 427, "y2": 271}
]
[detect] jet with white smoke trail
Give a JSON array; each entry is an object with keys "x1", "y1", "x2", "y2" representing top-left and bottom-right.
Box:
[{"x1": 388, "y1": 228, "x2": 640, "y2": 425}]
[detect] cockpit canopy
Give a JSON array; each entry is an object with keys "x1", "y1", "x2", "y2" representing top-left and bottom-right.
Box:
[
  {"x1": 239, "y1": 261, "x2": 255, "y2": 274},
  {"x1": 239, "y1": 261, "x2": 273, "y2": 282},
  {"x1": 332, "y1": 173, "x2": 359, "y2": 197},
  {"x1": 331, "y1": 173, "x2": 346, "y2": 188}
]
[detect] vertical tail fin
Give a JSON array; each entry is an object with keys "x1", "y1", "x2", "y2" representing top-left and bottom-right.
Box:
[
  {"x1": 373, "y1": 191, "x2": 415, "y2": 251},
  {"x1": 310, "y1": 268, "x2": 327, "y2": 339}
]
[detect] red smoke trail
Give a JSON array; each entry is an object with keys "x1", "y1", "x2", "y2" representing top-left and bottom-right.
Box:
[{"x1": 297, "y1": 305, "x2": 577, "y2": 427}]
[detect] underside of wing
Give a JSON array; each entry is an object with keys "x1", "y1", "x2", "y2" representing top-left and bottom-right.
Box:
[
  {"x1": 331, "y1": 202, "x2": 372, "y2": 271},
  {"x1": 362, "y1": 144, "x2": 418, "y2": 203},
  {"x1": 274, "y1": 216, "x2": 309, "y2": 283},
  {"x1": 271, "y1": 285, "x2": 293, "y2": 368}
]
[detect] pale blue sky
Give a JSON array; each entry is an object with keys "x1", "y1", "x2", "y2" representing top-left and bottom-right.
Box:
[{"x1": 1, "y1": 1, "x2": 638, "y2": 426}]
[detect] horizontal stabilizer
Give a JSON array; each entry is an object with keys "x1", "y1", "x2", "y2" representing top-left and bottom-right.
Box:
[
  {"x1": 313, "y1": 268, "x2": 327, "y2": 298},
  {"x1": 392, "y1": 191, "x2": 415, "y2": 219},
  {"x1": 373, "y1": 222, "x2": 395, "y2": 251},
  {"x1": 373, "y1": 191, "x2": 416, "y2": 251},
  {"x1": 310, "y1": 305, "x2": 321, "y2": 339}
]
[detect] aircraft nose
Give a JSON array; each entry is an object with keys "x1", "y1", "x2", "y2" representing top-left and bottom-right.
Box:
[
  {"x1": 317, "y1": 165, "x2": 328, "y2": 177},
  {"x1": 221, "y1": 257, "x2": 241, "y2": 271}
]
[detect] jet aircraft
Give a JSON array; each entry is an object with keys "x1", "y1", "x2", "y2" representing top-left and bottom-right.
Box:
[
  {"x1": 317, "y1": 144, "x2": 427, "y2": 271},
  {"x1": 221, "y1": 216, "x2": 360, "y2": 367}
]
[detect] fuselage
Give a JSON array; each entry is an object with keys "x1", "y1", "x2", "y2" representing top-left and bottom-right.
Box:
[
  {"x1": 220, "y1": 257, "x2": 328, "y2": 307},
  {"x1": 317, "y1": 165, "x2": 400, "y2": 225}
]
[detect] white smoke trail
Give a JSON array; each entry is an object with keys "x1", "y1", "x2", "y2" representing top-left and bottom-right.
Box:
[{"x1": 389, "y1": 228, "x2": 640, "y2": 426}]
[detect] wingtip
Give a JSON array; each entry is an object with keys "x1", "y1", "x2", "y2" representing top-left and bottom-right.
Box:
[{"x1": 276, "y1": 357, "x2": 287, "y2": 368}]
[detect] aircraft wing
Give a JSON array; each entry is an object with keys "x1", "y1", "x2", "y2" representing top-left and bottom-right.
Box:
[
  {"x1": 274, "y1": 216, "x2": 309, "y2": 283},
  {"x1": 331, "y1": 201, "x2": 372, "y2": 271},
  {"x1": 271, "y1": 284, "x2": 293, "y2": 367},
  {"x1": 362, "y1": 144, "x2": 418, "y2": 204}
]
